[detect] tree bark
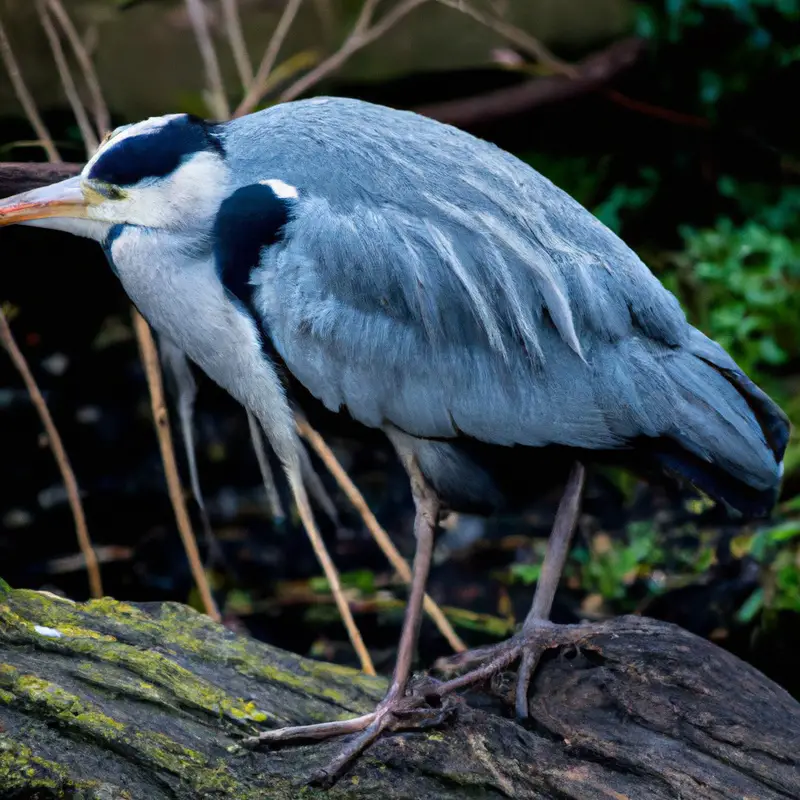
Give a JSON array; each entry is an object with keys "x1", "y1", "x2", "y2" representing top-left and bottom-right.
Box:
[
  {"x1": 0, "y1": 163, "x2": 80, "y2": 197},
  {"x1": 1, "y1": 582, "x2": 798, "y2": 799}
]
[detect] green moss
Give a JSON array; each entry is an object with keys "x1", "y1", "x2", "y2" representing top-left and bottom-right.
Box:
[
  {"x1": 0, "y1": 735, "x2": 70, "y2": 792},
  {"x1": 51, "y1": 624, "x2": 117, "y2": 641},
  {"x1": 13, "y1": 672, "x2": 126, "y2": 736},
  {"x1": 0, "y1": 667, "x2": 261, "y2": 798},
  {"x1": 0, "y1": 593, "x2": 274, "y2": 728},
  {"x1": 75, "y1": 661, "x2": 174, "y2": 707},
  {"x1": 66, "y1": 639, "x2": 275, "y2": 726},
  {"x1": 4, "y1": 591, "x2": 384, "y2": 716},
  {"x1": 84, "y1": 596, "x2": 143, "y2": 616}
]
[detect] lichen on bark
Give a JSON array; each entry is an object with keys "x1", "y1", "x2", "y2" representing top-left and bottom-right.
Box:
[{"x1": 1, "y1": 583, "x2": 799, "y2": 799}]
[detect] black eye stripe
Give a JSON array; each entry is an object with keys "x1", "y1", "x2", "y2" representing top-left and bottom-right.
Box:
[{"x1": 87, "y1": 115, "x2": 224, "y2": 187}]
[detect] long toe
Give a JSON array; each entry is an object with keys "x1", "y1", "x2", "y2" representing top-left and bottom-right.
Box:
[{"x1": 241, "y1": 713, "x2": 377, "y2": 748}]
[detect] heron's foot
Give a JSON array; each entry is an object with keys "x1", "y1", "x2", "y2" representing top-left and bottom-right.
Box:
[
  {"x1": 240, "y1": 677, "x2": 458, "y2": 787},
  {"x1": 431, "y1": 620, "x2": 582, "y2": 718}
]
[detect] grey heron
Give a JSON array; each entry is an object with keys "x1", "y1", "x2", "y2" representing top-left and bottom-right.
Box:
[{"x1": 0, "y1": 97, "x2": 790, "y2": 784}]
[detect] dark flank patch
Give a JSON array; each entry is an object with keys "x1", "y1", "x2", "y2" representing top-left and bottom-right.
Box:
[
  {"x1": 212, "y1": 182, "x2": 293, "y2": 310},
  {"x1": 88, "y1": 114, "x2": 224, "y2": 187}
]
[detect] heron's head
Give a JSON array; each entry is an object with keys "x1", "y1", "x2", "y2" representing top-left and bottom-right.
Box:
[{"x1": 0, "y1": 113, "x2": 229, "y2": 240}]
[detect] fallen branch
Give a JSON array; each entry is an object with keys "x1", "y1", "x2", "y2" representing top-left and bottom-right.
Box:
[
  {"x1": 2, "y1": 587, "x2": 798, "y2": 798},
  {"x1": 0, "y1": 162, "x2": 80, "y2": 195},
  {"x1": 416, "y1": 37, "x2": 645, "y2": 126}
]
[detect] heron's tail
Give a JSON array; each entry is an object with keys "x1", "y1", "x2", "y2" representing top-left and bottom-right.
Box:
[{"x1": 653, "y1": 330, "x2": 790, "y2": 518}]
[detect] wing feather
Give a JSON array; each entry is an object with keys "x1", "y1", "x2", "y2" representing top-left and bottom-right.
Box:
[{"x1": 233, "y1": 98, "x2": 709, "y2": 452}]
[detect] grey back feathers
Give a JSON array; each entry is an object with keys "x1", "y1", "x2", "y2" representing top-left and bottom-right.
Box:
[
  {"x1": 90, "y1": 98, "x2": 788, "y2": 518},
  {"x1": 215, "y1": 98, "x2": 786, "y2": 503}
]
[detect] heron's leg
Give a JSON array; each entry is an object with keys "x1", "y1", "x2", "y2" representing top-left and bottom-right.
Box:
[
  {"x1": 241, "y1": 452, "x2": 445, "y2": 787},
  {"x1": 307, "y1": 476, "x2": 442, "y2": 784},
  {"x1": 429, "y1": 462, "x2": 586, "y2": 718},
  {"x1": 514, "y1": 461, "x2": 585, "y2": 717}
]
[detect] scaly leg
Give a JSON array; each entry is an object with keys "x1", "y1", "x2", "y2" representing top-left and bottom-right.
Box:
[
  {"x1": 242, "y1": 451, "x2": 446, "y2": 786},
  {"x1": 431, "y1": 462, "x2": 586, "y2": 717}
]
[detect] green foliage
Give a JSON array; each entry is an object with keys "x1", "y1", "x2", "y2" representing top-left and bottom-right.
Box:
[
  {"x1": 734, "y1": 519, "x2": 800, "y2": 622},
  {"x1": 570, "y1": 522, "x2": 665, "y2": 606},
  {"x1": 667, "y1": 214, "x2": 800, "y2": 379},
  {"x1": 309, "y1": 569, "x2": 377, "y2": 596}
]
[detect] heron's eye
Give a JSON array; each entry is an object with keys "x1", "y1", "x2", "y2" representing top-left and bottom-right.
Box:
[{"x1": 87, "y1": 181, "x2": 125, "y2": 201}]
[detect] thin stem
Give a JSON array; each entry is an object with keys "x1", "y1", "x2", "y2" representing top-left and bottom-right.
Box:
[
  {"x1": 0, "y1": 17, "x2": 60, "y2": 162},
  {"x1": 435, "y1": 0, "x2": 575, "y2": 76},
  {"x1": 235, "y1": 0, "x2": 304, "y2": 117},
  {"x1": 297, "y1": 418, "x2": 466, "y2": 653},
  {"x1": 220, "y1": 0, "x2": 253, "y2": 90},
  {"x1": 45, "y1": 0, "x2": 111, "y2": 137},
  {"x1": 37, "y1": 0, "x2": 99, "y2": 156},
  {"x1": 184, "y1": 0, "x2": 230, "y2": 119},
  {"x1": 279, "y1": 0, "x2": 428, "y2": 104},
  {"x1": 286, "y1": 469, "x2": 376, "y2": 675},
  {"x1": 0, "y1": 308, "x2": 102, "y2": 599},
  {"x1": 132, "y1": 310, "x2": 221, "y2": 622}
]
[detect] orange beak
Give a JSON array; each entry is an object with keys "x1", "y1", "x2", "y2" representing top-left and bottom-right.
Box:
[{"x1": 0, "y1": 177, "x2": 88, "y2": 226}]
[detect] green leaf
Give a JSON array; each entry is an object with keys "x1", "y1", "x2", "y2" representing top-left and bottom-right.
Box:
[{"x1": 736, "y1": 587, "x2": 765, "y2": 623}]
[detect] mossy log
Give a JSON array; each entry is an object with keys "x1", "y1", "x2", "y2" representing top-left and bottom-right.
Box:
[{"x1": 1, "y1": 583, "x2": 799, "y2": 799}]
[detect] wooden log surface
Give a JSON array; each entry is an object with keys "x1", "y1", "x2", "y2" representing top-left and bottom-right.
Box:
[{"x1": 1, "y1": 581, "x2": 799, "y2": 799}]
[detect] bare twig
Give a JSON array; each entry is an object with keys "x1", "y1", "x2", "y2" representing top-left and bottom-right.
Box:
[
  {"x1": 297, "y1": 419, "x2": 467, "y2": 653},
  {"x1": 0, "y1": 17, "x2": 60, "y2": 162},
  {"x1": 435, "y1": 0, "x2": 574, "y2": 76},
  {"x1": 312, "y1": 0, "x2": 336, "y2": 40},
  {"x1": 45, "y1": 0, "x2": 111, "y2": 137},
  {"x1": 184, "y1": 0, "x2": 230, "y2": 119},
  {"x1": 235, "y1": 0, "x2": 304, "y2": 117},
  {"x1": 278, "y1": 0, "x2": 428, "y2": 104},
  {"x1": 298, "y1": 437, "x2": 341, "y2": 527},
  {"x1": 36, "y1": 0, "x2": 99, "y2": 156},
  {"x1": 220, "y1": 0, "x2": 253, "y2": 90},
  {"x1": 286, "y1": 469, "x2": 376, "y2": 675},
  {"x1": 0, "y1": 307, "x2": 103, "y2": 599},
  {"x1": 132, "y1": 310, "x2": 221, "y2": 622}
]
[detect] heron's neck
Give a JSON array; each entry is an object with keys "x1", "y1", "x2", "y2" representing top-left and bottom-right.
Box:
[{"x1": 105, "y1": 224, "x2": 299, "y2": 468}]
